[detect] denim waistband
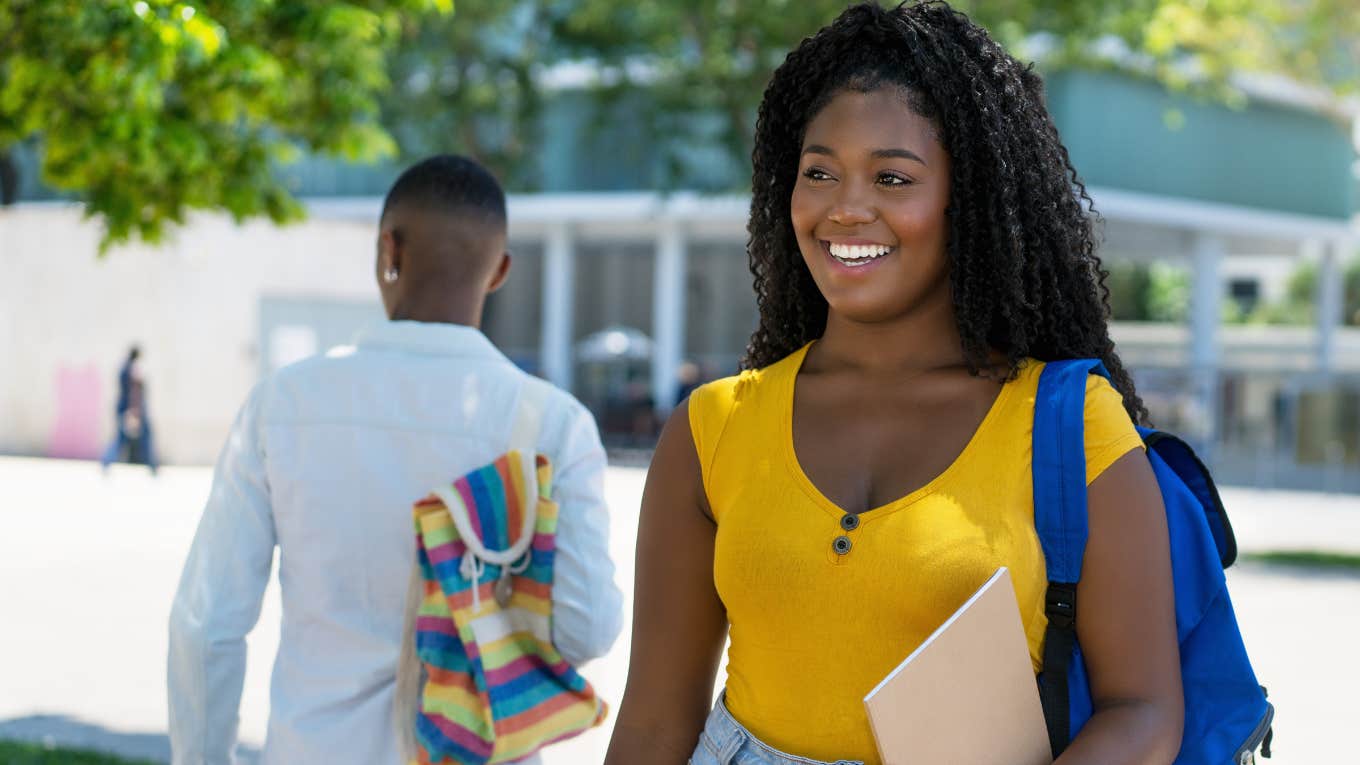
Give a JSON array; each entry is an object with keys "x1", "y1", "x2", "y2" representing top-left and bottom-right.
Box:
[{"x1": 690, "y1": 692, "x2": 865, "y2": 765}]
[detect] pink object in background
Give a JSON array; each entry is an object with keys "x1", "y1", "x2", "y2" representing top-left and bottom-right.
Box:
[{"x1": 48, "y1": 364, "x2": 103, "y2": 460}]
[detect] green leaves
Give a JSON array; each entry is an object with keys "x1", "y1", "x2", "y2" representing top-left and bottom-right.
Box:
[
  {"x1": 1, "y1": 0, "x2": 1351, "y2": 252},
  {"x1": 1105, "y1": 261, "x2": 1192, "y2": 323},
  {"x1": 0, "y1": 0, "x2": 450, "y2": 252},
  {"x1": 378, "y1": 0, "x2": 552, "y2": 190},
  {"x1": 511, "y1": 0, "x2": 1358, "y2": 191}
]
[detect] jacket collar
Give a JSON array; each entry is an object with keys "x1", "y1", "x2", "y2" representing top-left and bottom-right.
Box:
[{"x1": 353, "y1": 320, "x2": 510, "y2": 363}]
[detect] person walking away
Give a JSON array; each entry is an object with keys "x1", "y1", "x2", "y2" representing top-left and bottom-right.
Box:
[
  {"x1": 101, "y1": 345, "x2": 158, "y2": 474},
  {"x1": 168, "y1": 155, "x2": 624, "y2": 765}
]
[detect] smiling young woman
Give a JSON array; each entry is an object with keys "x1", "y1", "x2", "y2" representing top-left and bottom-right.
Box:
[
  {"x1": 792, "y1": 88, "x2": 953, "y2": 328},
  {"x1": 605, "y1": 4, "x2": 1183, "y2": 765}
]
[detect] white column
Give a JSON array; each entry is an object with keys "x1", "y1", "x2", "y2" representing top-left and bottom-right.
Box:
[
  {"x1": 651, "y1": 218, "x2": 687, "y2": 414},
  {"x1": 1189, "y1": 232, "x2": 1225, "y2": 461},
  {"x1": 540, "y1": 223, "x2": 575, "y2": 392},
  {"x1": 1314, "y1": 238, "x2": 1345, "y2": 374}
]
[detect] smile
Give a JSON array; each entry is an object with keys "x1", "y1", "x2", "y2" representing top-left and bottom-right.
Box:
[{"x1": 825, "y1": 241, "x2": 894, "y2": 268}]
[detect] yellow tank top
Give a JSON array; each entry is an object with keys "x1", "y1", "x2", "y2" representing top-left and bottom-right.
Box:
[{"x1": 688, "y1": 343, "x2": 1144, "y2": 764}]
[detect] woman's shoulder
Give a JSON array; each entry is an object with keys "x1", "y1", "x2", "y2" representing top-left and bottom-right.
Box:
[
  {"x1": 688, "y1": 345, "x2": 807, "y2": 414},
  {"x1": 686, "y1": 369, "x2": 756, "y2": 436},
  {"x1": 685, "y1": 346, "x2": 806, "y2": 478},
  {"x1": 1017, "y1": 358, "x2": 1144, "y2": 485},
  {"x1": 1013, "y1": 358, "x2": 1132, "y2": 420}
]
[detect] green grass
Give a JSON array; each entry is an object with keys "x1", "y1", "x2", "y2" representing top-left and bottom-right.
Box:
[
  {"x1": 0, "y1": 740, "x2": 158, "y2": 765},
  {"x1": 1241, "y1": 550, "x2": 1360, "y2": 571}
]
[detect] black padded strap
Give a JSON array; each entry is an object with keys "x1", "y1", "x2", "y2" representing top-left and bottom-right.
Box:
[{"x1": 1040, "y1": 582, "x2": 1078, "y2": 759}]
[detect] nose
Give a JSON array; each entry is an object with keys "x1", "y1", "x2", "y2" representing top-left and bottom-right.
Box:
[{"x1": 826, "y1": 183, "x2": 876, "y2": 227}]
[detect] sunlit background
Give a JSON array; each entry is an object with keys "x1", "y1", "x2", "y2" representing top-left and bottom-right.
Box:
[{"x1": 1, "y1": 1, "x2": 1357, "y2": 763}]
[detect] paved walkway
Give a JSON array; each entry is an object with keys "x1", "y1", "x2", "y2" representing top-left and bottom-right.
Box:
[{"x1": 1, "y1": 456, "x2": 1355, "y2": 763}]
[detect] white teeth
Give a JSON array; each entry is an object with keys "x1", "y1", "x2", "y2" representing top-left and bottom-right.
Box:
[{"x1": 828, "y1": 242, "x2": 891, "y2": 263}]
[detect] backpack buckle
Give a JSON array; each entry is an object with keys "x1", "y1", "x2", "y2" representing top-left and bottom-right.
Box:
[{"x1": 1045, "y1": 583, "x2": 1077, "y2": 629}]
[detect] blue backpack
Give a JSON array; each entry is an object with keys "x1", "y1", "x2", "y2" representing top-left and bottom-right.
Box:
[{"x1": 1032, "y1": 360, "x2": 1274, "y2": 764}]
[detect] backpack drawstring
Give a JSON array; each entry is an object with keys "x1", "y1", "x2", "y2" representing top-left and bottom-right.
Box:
[{"x1": 461, "y1": 547, "x2": 533, "y2": 612}]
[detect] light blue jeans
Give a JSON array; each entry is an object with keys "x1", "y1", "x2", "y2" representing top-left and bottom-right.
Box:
[{"x1": 689, "y1": 693, "x2": 865, "y2": 765}]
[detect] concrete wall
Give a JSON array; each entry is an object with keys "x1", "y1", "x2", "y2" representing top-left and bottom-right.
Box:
[
  {"x1": 3, "y1": 200, "x2": 1354, "y2": 469},
  {"x1": 0, "y1": 201, "x2": 759, "y2": 464},
  {"x1": 0, "y1": 203, "x2": 380, "y2": 464}
]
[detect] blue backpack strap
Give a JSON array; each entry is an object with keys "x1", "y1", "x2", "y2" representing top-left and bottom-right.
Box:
[
  {"x1": 1033, "y1": 358, "x2": 1109, "y2": 581},
  {"x1": 1033, "y1": 358, "x2": 1109, "y2": 758}
]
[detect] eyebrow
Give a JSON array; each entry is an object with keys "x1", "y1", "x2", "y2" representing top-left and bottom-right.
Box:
[{"x1": 802, "y1": 144, "x2": 927, "y2": 166}]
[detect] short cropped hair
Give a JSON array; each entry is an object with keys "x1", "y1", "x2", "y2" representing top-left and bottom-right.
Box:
[{"x1": 380, "y1": 154, "x2": 507, "y2": 226}]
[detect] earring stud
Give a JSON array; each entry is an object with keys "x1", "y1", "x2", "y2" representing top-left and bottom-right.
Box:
[{"x1": 383, "y1": 267, "x2": 399, "y2": 284}]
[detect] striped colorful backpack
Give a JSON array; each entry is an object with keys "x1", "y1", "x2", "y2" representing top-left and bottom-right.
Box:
[{"x1": 395, "y1": 379, "x2": 607, "y2": 764}]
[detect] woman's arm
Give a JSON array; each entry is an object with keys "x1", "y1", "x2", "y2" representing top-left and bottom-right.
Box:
[
  {"x1": 1055, "y1": 449, "x2": 1184, "y2": 764},
  {"x1": 605, "y1": 400, "x2": 729, "y2": 764}
]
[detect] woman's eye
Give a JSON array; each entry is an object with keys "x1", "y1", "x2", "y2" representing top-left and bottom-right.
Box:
[
  {"x1": 878, "y1": 173, "x2": 911, "y2": 187},
  {"x1": 801, "y1": 168, "x2": 833, "y2": 182}
]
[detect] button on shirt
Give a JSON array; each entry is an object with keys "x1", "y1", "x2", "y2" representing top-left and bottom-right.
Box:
[{"x1": 167, "y1": 321, "x2": 624, "y2": 765}]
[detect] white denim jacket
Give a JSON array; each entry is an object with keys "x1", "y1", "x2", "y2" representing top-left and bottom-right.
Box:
[{"x1": 168, "y1": 321, "x2": 623, "y2": 765}]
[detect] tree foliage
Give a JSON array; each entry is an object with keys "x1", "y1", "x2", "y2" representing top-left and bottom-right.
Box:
[
  {"x1": 0, "y1": 0, "x2": 449, "y2": 251},
  {"x1": 380, "y1": 2, "x2": 555, "y2": 190},
  {"x1": 1105, "y1": 261, "x2": 1155, "y2": 321},
  {"x1": 1106, "y1": 260, "x2": 1192, "y2": 323},
  {"x1": 1220, "y1": 257, "x2": 1360, "y2": 327},
  {"x1": 2, "y1": 0, "x2": 1354, "y2": 249},
  {"x1": 534, "y1": 0, "x2": 1359, "y2": 187}
]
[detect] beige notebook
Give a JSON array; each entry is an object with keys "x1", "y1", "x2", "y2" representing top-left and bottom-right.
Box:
[{"x1": 863, "y1": 567, "x2": 1052, "y2": 765}]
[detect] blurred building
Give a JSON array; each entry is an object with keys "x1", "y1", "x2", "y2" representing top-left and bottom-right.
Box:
[{"x1": 2, "y1": 69, "x2": 1358, "y2": 490}]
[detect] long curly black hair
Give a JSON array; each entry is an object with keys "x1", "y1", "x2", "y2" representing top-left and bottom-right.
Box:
[{"x1": 742, "y1": 0, "x2": 1147, "y2": 423}]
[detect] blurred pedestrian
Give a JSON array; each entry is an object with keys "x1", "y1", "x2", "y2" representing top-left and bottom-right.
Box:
[
  {"x1": 100, "y1": 344, "x2": 158, "y2": 474},
  {"x1": 168, "y1": 155, "x2": 623, "y2": 765},
  {"x1": 674, "y1": 360, "x2": 702, "y2": 403}
]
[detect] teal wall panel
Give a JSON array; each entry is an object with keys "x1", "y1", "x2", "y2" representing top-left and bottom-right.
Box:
[{"x1": 1046, "y1": 69, "x2": 1354, "y2": 220}]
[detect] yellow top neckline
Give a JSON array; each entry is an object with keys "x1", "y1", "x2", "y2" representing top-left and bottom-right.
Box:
[{"x1": 780, "y1": 341, "x2": 1019, "y2": 523}]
